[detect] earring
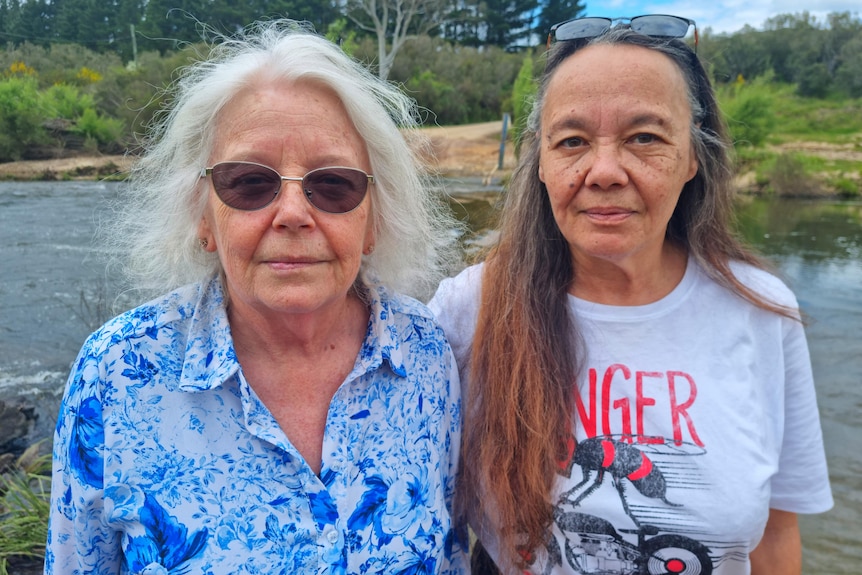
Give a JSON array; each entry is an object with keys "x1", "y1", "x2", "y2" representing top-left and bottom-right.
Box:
[
  {"x1": 199, "y1": 238, "x2": 209, "y2": 249},
  {"x1": 364, "y1": 244, "x2": 374, "y2": 255}
]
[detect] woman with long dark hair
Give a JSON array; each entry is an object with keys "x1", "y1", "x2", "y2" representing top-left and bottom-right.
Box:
[{"x1": 431, "y1": 16, "x2": 832, "y2": 575}]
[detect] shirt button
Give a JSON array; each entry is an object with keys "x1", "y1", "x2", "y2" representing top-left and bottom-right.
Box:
[{"x1": 326, "y1": 529, "x2": 339, "y2": 544}]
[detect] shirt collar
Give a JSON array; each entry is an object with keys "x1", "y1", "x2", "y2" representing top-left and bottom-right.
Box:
[
  {"x1": 178, "y1": 278, "x2": 407, "y2": 392},
  {"x1": 360, "y1": 285, "x2": 407, "y2": 378}
]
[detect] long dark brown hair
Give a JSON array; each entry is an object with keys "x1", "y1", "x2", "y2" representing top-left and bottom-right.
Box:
[{"x1": 462, "y1": 28, "x2": 794, "y2": 570}]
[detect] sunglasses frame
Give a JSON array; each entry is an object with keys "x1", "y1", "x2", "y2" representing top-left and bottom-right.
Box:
[
  {"x1": 200, "y1": 161, "x2": 374, "y2": 214},
  {"x1": 548, "y1": 14, "x2": 697, "y2": 49}
]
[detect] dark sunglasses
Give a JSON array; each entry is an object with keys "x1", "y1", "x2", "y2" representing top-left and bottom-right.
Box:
[
  {"x1": 200, "y1": 161, "x2": 374, "y2": 213},
  {"x1": 548, "y1": 14, "x2": 697, "y2": 48}
]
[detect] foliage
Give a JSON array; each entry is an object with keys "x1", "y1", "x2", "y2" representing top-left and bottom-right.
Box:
[
  {"x1": 405, "y1": 69, "x2": 463, "y2": 124},
  {"x1": 0, "y1": 7, "x2": 858, "y2": 198},
  {"x1": 325, "y1": 18, "x2": 360, "y2": 57},
  {"x1": 510, "y1": 51, "x2": 537, "y2": 155},
  {"x1": 835, "y1": 33, "x2": 862, "y2": 97},
  {"x1": 0, "y1": 444, "x2": 51, "y2": 573},
  {"x1": 386, "y1": 35, "x2": 523, "y2": 125},
  {"x1": 42, "y1": 83, "x2": 95, "y2": 119},
  {"x1": 92, "y1": 47, "x2": 204, "y2": 146},
  {"x1": 441, "y1": 0, "x2": 542, "y2": 49},
  {"x1": 831, "y1": 175, "x2": 860, "y2": 198},
  {"x1": 717, "y1": 76, "x2": 777, "y2": 148},
  {"x1": 346, "y1": 0, "x2": 451, "y2": 79},
  {"x1": 0, "y1": 76, "x2": 51, "y2": 161},
  {"x1": 764, "y1": 152, "x2": 822, "y2": 196},
  {"x1": 699, "y1": 11, "x2": 862, "y2": 98},
  {"x1": 0, "y1": 42, "x2": 123, "y2": 89},
  {"x1": 74, "y1": 108, "x2": 125, "y2": 151},
  {"x1": 533, "y1": 0, "x2": 586, "y2": 43}
]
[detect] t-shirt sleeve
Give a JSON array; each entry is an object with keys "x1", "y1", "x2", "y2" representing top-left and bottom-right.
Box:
[
  {"x1": 428, "y1": 265, "x2": 483, "y2": 374},
  {"x1": 769, "y1": 315, "x2": 834, "y2": 513}
]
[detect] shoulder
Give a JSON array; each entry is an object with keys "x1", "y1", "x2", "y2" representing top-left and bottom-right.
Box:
[
  {"x1": 372, "y1": 287, "x2": 452, "y2": 345},
  {"x1": 427, "y1": 263, "x2": 484, "y2": 316},
  {"x1": 726, "y1": 260, "x2": 799, "y2": 309},
  {"x1": 426, "y1": 264, "x2": 484, "y2": 369},
  {"x1": 83, "y1": 281, "x2": 211, "y2": 353},
  {"x1": 383, "y1": 289, "x2": 437, "y2": 322}
]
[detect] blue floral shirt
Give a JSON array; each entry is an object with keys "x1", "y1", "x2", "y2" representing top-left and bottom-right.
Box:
[{"x1": 46, "y1": 276, "x2": 467, "y2": 575}]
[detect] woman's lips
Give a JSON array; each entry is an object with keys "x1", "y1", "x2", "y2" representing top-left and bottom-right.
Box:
[{"x1": 583, "y1": 207, "x2": 634, "y2": 223}]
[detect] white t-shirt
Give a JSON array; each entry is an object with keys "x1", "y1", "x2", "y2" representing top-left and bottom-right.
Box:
[{"x1": 429, "y1": 259, "x2": 833, "y2": 575}]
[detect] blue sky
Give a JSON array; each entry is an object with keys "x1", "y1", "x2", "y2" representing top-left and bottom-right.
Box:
[{"x1": 582, "y1": 0, "x2": 861, "y2": 34}]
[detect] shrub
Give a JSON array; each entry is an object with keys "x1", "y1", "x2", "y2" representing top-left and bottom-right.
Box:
[
  {"x1": 0, "y1": 77, "x2": 51, "y2": 161},
  {"x1": 766, "y1": 152, "x2": 821, "y2": 196},
  {"x1": 405, "y1": 69, "x2": 466, "y2": 125},
  {"x1": 42, "y1": 84, "x2": 96, "y2": 120},
  {"x1": 720, "y1": 78, "x2": 777, "y2": 148},
  {"x1": 832, "y1": 175, "x2": 860, "y2": 198},
  {"x1": 73, "y1": 108, "x2": 124, "y2": 150},
  {"x1": 510, "y1": 52, "x2": 537, "y2": 156}
]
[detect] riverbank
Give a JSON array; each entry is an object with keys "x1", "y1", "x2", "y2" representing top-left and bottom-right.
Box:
[
  {"x1": 0, "y1": 122, "x2": 859, "y2": 198},
  {"x1": 0, "y1": 121, "x2": 511, "y2": 182},
  {"x1": 0, "y1": 154, "x2": 132, "y2": 181}
]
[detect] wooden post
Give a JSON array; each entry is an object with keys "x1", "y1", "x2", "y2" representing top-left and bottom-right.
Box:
[{"x1": 498, "y1": 113, "x2": 510, "y2": 171}]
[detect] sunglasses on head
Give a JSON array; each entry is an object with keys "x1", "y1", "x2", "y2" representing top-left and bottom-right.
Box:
[
  {"x1": 200, "y1": 161, "x2": 374, "y2": 213},
  {"x1": 548, "y1": 14, "x2": 697, "y2": 48}
]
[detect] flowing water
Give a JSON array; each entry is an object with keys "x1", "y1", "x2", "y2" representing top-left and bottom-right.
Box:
[{"x1": 0, "y1": 180, "x2": 859, "y2": 573}]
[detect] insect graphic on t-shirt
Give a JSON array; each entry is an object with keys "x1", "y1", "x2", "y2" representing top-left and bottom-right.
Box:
[{"x1": 561, "y1": 436, "x2": 681, "y2": 527}]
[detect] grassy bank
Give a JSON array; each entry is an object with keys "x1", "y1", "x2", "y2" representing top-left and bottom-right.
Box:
[
  {"x1": 0, "y1": 444, "x2": 50, "y2": 575},
  {"x1": 719, "y1": 80, "x2": 862, "y2": 198}
]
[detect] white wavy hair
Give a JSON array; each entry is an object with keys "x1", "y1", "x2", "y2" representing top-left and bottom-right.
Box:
[{"x1": 109, "y1": 20, "x2": 460, "y2": 302}]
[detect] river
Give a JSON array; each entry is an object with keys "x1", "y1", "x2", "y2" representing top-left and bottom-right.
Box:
[{"x1": 0, "y1": 180, "x2": 859, "y2": 573}]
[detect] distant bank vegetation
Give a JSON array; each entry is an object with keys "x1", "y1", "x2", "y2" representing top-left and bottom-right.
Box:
[{"x1": 0, "y1": 10, "x2": 860, "y2": 195}]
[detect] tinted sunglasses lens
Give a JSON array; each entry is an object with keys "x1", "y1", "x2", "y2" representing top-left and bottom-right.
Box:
[
  {"x1": 631, "y1": 15, "x2": 690, "y2": 37},
  {"x1": 554, "y1": 17, "x2": 611, "y2": 41},
  {"x1": 303, "y1": 167, "x2": 369, "y2": 213},
  {"x1": 211, "y1": 162, "x2": 280, "y2": 210}
]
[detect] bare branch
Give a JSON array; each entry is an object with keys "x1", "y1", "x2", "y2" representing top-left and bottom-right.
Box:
[{"x1": 346, "y1": 0, "x2": 449, "y2": 79}]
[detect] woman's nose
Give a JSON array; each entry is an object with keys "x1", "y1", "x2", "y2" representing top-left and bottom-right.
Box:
[
  {"x1": 583, "y1": 145, "x2": 629, "y2": 190},
  {"x1": 271, "y1": 179, "x2": 315, "y2": 228}
]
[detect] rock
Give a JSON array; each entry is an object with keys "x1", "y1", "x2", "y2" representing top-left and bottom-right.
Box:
[
  {"x1": 0, "y1": 397, "x2": 52, "y2": 458},
  {"x1": 0, "y1": 398, "x2": 39, "y2": 454}
]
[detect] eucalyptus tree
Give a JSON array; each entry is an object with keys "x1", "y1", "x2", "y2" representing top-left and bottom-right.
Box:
[{"x1": 345, "y1": 0, "x2": 452, "y2": 79}]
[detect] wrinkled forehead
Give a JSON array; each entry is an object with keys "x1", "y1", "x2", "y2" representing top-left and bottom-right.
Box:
[{"x1": 544, "y1": 43, "x2": 691, "y2": 112}]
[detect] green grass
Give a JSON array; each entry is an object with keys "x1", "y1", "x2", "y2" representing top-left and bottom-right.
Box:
[
  {"x1": 717, "y1": 80, "x2": 862, "y2": 196},
  {"x1": 0, "y1": 444, "x2": 51, "y2": 575}
]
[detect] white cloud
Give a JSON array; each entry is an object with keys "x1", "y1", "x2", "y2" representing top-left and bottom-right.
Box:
[{"x1": 583, "y1": 0, "x2": 860, "y2": 34}]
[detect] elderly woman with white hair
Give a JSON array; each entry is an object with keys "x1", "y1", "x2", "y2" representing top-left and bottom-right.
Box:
[{"x1": 45, "y1": 21, "x2": 467, "y2": 574}]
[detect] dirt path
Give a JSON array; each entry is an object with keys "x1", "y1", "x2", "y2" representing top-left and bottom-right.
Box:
[{"x1": 418, "y1": 120, "x2": 516, "y2": 178}]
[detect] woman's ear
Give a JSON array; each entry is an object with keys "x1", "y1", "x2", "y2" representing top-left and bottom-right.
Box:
[{"x1": 197, "y1": 217, "x2": 215, "y2": 252}]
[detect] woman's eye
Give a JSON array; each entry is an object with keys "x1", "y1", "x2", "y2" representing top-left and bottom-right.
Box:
[
  {"x1": 560, "y1": 136, "x2": 584, "y2": 148},
  {"x1": 631, "y1": 133, "x2": 658, "y2": 144}
]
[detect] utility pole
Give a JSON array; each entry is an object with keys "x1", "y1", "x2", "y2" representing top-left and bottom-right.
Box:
[{"x1": 130, "y1": 24, "x2": 138, "y2": 68}]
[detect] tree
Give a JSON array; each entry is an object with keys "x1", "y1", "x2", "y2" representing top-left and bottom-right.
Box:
[
  {"x1": 345, "y1": 0, "x2": 451, "y2": 79},
  {"x1": 482, "y1": 0, "x2": 538, "y2": 49},
  {"x1": 206, "y1": 0, "x2": 340, "y2": 37},
  {"x1": 440, "y1": 0, "x2": 481, "y2": 46},
  {"x1": 701, "y1": 26, "x2": 771, "y2": 83},
  {"x1": 137, "y1": 0, "x2": 209, "y2": 53},
  {"x1": 835, "y1": 33, "x2": 862, "y2": 97},
  {"x1": 12, "y1": 0, "x2": 54, "y2": 47},
  {"x1": 534, "y1": 0, "x2": 584, "y2": 45}
]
